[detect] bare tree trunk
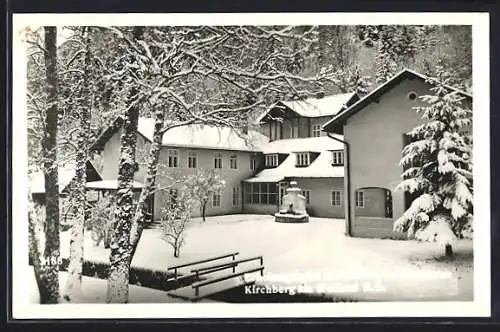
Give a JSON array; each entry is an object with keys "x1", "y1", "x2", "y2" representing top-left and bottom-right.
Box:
[
  {"x1": 63, "y1": 27, "x2": 92, "y2": 302},
  {"x1": 106, "y1": 111, "x2": 138, "y2": 303},
  {"x1": 129, "y1": 107, "x2": 166, "y2": 263},
  {"x1": 202, "y1": 201, "x2": 207, "y2": 222},
  {"x1": 37, "y1": 26, "x2": 61, "y2": 304},
  {"x1": 107, "y1": 26, "x2": 144, "y2": 303},
  {"x1": 28, "y1": 199, "x2": 47, "y2": 302},
  {"x1": 445, "y1": 244, "x2": 453, "y2": 257}
]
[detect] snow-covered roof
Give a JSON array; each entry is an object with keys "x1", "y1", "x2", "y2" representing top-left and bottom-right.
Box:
[
  {"x1": 137, "y1": 117, "x2": 268, "y2": 152},
  {"x1": 260, "y1": 136, "x2": 344, "y2": 154},
  {"x1": 245, "y1": 136, "x2": 344, "y2": 182},
  {"x1": 86, "y1": 180, "x2": 144, "y2": 190},
  {"x1": 281, "y1": 92, "x2": 356, "y2": 118},
  {"x1": 29, "y1": 162, "x2": 78, "y2": 194},
  {"x1": 256, "y1": 92, "x2": 357, "y2": 123},
  {"x1": 29, "y1": 160, "x2": 102, "y2": 194}
]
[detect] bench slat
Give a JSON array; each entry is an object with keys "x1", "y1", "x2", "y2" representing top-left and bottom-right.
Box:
[
  {"x1": 190, "y1": 256, "x2": 263, "y2": 273},
  {"x1": 168, "y1": 252, "x2": 239, "y2": 271},
  {"x1": 192, "y1": 266, "x2": 264, "y2": 289}
]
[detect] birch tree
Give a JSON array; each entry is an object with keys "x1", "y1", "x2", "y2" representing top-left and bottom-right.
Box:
[{"x1": 62, "y1": 27, "x2": 93, "y2": 302}]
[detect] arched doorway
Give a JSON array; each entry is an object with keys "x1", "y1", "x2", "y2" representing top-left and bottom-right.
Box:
[{"x1": 354, "y1": 187, "x2": 393, "y2": 219}]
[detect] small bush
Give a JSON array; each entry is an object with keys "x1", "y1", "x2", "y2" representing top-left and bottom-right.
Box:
[{"x1": 88, "y1": 195, "x2": 115, "y2": 248}]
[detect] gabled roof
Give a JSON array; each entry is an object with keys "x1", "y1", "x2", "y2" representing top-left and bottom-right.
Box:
[
  {"x1": 256, "y1": 92, "x2": 358, "y2": 123},
  {"x1": 321, "y1": 68, "x2": 473, "y2": 134},
  {"x1": 244, "y1": 136, "x2": 344, "y2": 182}
]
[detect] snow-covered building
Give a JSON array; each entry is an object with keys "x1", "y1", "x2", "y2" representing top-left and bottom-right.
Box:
[
  {"x1": 322, "y1": 69, "x2": 473, "y2": 238},
  {"x1": 92, "y1": 117, "x2": 269, "y2": 220},
  {"x1": 29, "y1": 160, "x2": 102, "y2": 204},
  {"x1": 243, "y1": 92, "x2": 360, "y2": 218},
  {"x1": 91, "y1": 92, "x2": 359, "y2": 221}
]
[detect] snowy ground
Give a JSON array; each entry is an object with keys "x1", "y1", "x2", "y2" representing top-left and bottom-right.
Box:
[
  {"x1": 27, "y1": 267, "x2": 211, "y2": 303},
  {"x1": 56, "y1": 214, "x2": 473, "y2": 302}
]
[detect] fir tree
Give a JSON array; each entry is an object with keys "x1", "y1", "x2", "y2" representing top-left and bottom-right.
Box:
[
  {"x1": 393, "y1": 67, "x2": 473, "y2": 256},
  {"x1": 375, "y1": 47, "x2": 397, "y2": 84},
  {"x1": 347, "y1": 65, "x2": 371, "y2": 96}
]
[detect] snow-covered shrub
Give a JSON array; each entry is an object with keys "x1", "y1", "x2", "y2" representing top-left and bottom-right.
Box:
[
  {"x1": 160, "y1": 190, "x2": 192, "y2": 258},
  {"x1": 88, "y1": 195, "x2": 115, "y2": 248},
  {"x1": 394, "y1": 66, "x2": 473, "y2": 256}
]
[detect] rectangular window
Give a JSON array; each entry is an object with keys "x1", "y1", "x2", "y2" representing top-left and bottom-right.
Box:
[
  {"x1": 331, "y1": 151, "x2": 344, "y2": 166},
  {"x1": 250, "y1": 158, "x2": 257, "y2": 171},
  {"x1": 355, "y1": 190, "x2": 364, "y2": 208},
  {"x1": 252, "y1": 183, "x2": 259, "y2": 204},
  {"x1": 265, "y1": 154, "x2": 278, "y2": 167},
  {"x1": 244, "y1": 183, "x2": 251, "y2": 204},
  {"x1": 268, "y1": 183, "x2": 277, "y2": 205},
  {"x1": 296, "y1": 152, "x2": 310, "y2": 167},
  {"x1": 311, "y1": 124, "x2": 321, "y2": 137},
  {"x1": 187, "y1": 151, "x2": 197, "y2": 169},
  {"x1": 270, "y1": 121, "x2": 282, "y2": 141},
  {"x1": 246, "y1": 182, "x2": 277, "y2": 205},
  {"x1": 292, "y1": 118, "x2": 299, "y2": 138},
  {"x1": 168, "y1": 149, "x2": 178, "y2": 168},
  {"x1": 212, "y1": 190, "x2": 221, "y2": 208},
  {"x1": 214, "y1": 153, "x2": 222, "y2": 169},
  {"x1": 331, "y1": 191, "x2": 341, "y2": 207},
  {"x1": 229, "y1": 154, "x2": 238, "y2": 169},
  {"x1": 301, "y1": 190, "x2": 311, "y2": 204},
  {"x1": 232, "y1": 186, "x2": 240, "y2": 207}
]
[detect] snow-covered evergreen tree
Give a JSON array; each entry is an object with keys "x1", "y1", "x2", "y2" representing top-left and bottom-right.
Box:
[
  {"x1": 393, "y1": 67, "x2": 473, "y2": 256},
  {"x1": 347, "y1": 65, "x2": 371, "y2": 96},
  {"x1": 375, "y1": 47, "x2": 397, "y2": 84}
]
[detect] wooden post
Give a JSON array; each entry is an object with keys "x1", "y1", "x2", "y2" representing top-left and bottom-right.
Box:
[{"x1": 259, "y1": 256, "x2": 264, "y2": 276}]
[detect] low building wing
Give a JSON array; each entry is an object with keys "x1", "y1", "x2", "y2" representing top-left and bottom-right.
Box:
[
  {"x1": 29, "y1": 160, "x2": 102, "y2": 195},
  {"x1": 244, "y1": 136, "x2": 344, "y2": 182}
]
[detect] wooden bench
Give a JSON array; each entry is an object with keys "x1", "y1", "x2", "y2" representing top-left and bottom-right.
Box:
[
  {"x1": 168, "y1": 266, "x2": 264, "y2": 302},
  {"x1": 166, "y1": 254, "x2": 265, "y2": 302}
]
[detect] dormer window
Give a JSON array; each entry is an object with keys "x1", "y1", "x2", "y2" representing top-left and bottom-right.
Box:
[
  {"x1": 331, "y1": 151, "x2": 344, "y2": 166},
  {"x1": 265, "y1": 154, "x2": 279, "y2": 167},
  {"x1": 296, "y1": 152, "x2": 310, "y2": 167}
]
